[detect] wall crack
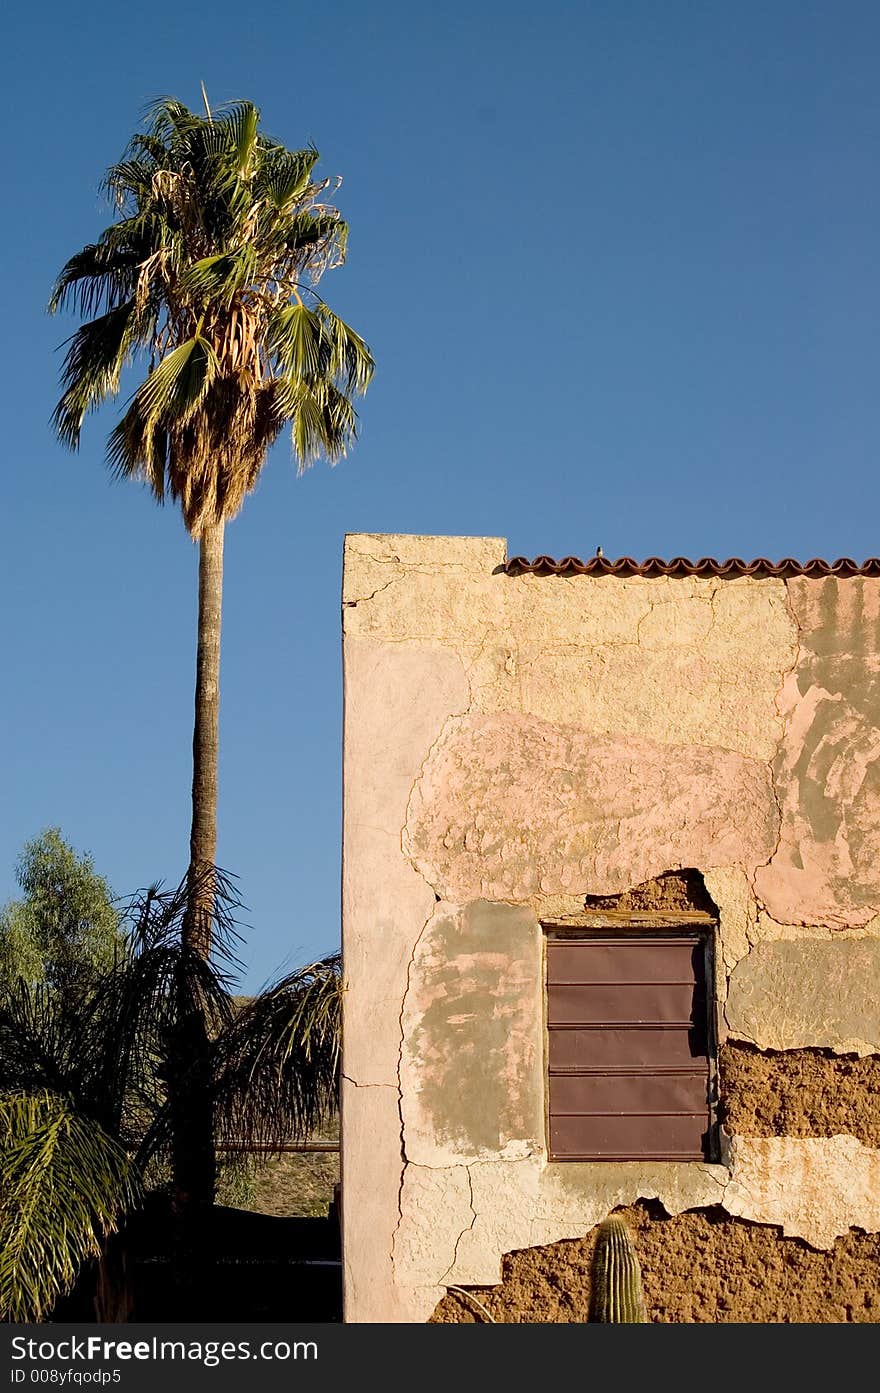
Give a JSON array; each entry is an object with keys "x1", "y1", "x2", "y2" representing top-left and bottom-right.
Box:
[
  {"x1": 440, "y1": 1166, "x2": 476, "y2": 1284},
  {"x1": 344, "y1": 574, "x2": 403, "y2": 606},
  {"x1": 342, "y1": 1073, "x2": 396, "y2": 1089},
  {"x1": 749, "y1": 578, "x2": 802, "y2": 889},
  {"x1": 390, "y1": 905, "x2": 437, "y2": 1269}
]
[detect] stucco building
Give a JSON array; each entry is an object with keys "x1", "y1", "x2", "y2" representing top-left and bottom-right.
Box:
[{"x1": 340, "y1": 533, "x2": 880, "y2": 1323}]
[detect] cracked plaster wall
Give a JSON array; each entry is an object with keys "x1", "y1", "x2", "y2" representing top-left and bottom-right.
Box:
[{"x1": 341, "y1": 534, "x2": 880, "y2": 1322}]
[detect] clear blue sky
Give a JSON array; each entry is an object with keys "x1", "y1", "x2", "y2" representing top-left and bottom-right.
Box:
[{"x1": 2, "y1": 2, "x2": 879, "y2": 988}]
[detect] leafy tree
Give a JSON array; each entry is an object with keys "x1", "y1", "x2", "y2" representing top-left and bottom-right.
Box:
[
  {"x1": 0, "y1": 829, "x2": 124, "y2": 996},
  {"x1": 49, "y1": 97, "x2": 373, "y2": 952},
  {"x1": 0, "y1": 870, "x2": 340, "y2": 1320}
]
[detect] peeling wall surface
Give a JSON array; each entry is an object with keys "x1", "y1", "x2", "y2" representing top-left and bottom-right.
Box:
[
  {"x1": 340, "y1": 534, "x2": 880, "y2": 1322},
  {"x1": 430, "y1": 1201, "x2": 880, "y2": 1324}
]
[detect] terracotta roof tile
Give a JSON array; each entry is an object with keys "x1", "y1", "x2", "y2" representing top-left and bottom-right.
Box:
[{"x1": 505, "y1": 556, "x2": 880, "y2": 578}]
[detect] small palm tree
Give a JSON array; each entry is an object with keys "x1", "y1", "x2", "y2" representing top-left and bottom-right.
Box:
[
  {"x1": 0, "y1": 871, "x2": 341, "y2": 1321},
  {"x1": 50, "y1": 97, "x2": 373, "y2": 952}
]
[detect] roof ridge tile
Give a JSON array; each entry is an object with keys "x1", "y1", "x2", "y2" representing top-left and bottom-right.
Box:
[{"x1": 505, "y1": 556, "x2": 880, "y2": 578}]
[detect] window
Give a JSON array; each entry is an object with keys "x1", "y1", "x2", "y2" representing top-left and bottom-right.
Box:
[{"x1": 545, "y1": 930, "x2": 716, "y2": 1162}]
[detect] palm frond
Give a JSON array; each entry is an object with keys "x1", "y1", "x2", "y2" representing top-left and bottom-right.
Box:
[
  {"x1": 52, "y1": 301, "x2": 146, "y2": 449},
  {"x1": 136, "y1": 335, "x2": 219, "y2": 426},
  {"x1": 103, "y1": 157, "x2": 159, "y2": 213},
  {"x1": 224, "y1": 101, "x2": 260, "y2": 177},
  {"x1": 89, "y1": 868, "x2": 242, "y2": 1160},
  {"x1": 48, "y1": 243, "x2": 141, "y2": 317},
  {"x1": 177, "y1": 251, "x2": 235, "y2": 299},
  {"x1": 210, "y1": 954, "x2": 341, "y2": 1153},
  {"x1": 267, "y1": 304, "x2": 332, "y2": 380},
  {"x1": 178, "y1": 247, "x2": 257, "y2": 309},
  {"x1": 129, "y1": 132, "x2": 170, "y2": 162},
  {"x1": 255, "y1": 146, "x2": 319, "y2": 208},
  {"x1": 105, "y1": 399, "x2": 167, "y2": 500},
  {"x1": 0, "y1": 984, "x2": 86, "y2": 1098},
  {"x1": 142, "y1": 97, "x2": 199, "y2": 149},
  {"x1": 0, "y1": 1091, "x2": 139, "y2": 1322},
  {"x1": 275, "y1": 377, "x2": 359, "y2": 468},
  {"x1": 317, "y1": 304, "x2": 375, "y2": 395},
  {"x1": 281, "y1": 209, "x2": 345, "y2": 258}
]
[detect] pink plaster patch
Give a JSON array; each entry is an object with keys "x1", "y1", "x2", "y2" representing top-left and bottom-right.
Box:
[
  {"x1": 404, "y1": 712, "x2": 777, "y2": 903},
  {"x1": 755, "y1": 577, "x2": 880, "y2": 928}
]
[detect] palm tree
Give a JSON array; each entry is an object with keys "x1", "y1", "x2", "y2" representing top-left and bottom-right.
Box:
[
  {"x1": 0, "y1": 871, "x2": 341, "y2": 1320},
  {"x1": 50, "y1": 96, "x2": 373, "y2": 955},
  {"x1": 50, "y1": 97, "x2": 369, "y2": 1206}
]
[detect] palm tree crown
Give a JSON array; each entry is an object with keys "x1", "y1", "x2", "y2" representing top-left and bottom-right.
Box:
[{"x1": 51, "y1": 96, "x2": 373, "y2": 538}]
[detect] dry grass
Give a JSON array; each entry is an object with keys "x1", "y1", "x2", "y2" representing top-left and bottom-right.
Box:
[
  {"x1": 250, "y1": 1150, "x2": 339, "y2": 1218},
  {"x1": 247, "y1": 1117, "x2": 340, "y2": 1219}
]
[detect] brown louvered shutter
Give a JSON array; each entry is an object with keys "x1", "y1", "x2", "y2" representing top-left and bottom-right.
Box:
[{"x1": 546, "y1": 934, "x2": 713, "y2": 1161}]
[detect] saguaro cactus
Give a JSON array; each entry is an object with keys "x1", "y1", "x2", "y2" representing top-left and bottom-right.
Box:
[{"x1": 590, "y1": 1215, "x2": 648, "y2": 1322}]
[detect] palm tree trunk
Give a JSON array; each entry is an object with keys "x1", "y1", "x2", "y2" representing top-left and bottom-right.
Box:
[
  {"x1": 170, "y1": 1017, "x2": 216, "y2": 1211},
  {"x1": 186, "y1": 520, "x2": 224, "y2": 955},
  {"x1": 174, "y1": 520, "x2": 224, "y2": 1214}
]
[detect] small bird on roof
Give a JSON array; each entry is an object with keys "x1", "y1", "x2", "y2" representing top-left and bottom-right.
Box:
[{"x1": 595, "y1": 546, "x2": 604, "y2": 557}]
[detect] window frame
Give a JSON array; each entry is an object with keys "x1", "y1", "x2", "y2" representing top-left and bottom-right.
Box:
[{"x1": 542, "y1": 916, "x2": 720, "y2": 1164}]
